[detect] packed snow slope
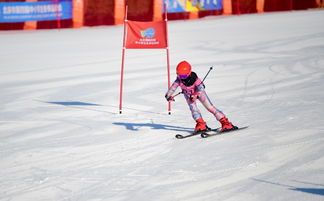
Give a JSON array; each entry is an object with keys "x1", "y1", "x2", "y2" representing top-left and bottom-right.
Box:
[{"x1": 1, "y1": 10, "x2": 324, "y2": 201}]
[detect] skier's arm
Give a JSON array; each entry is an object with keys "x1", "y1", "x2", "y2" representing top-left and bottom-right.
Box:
[
  {"x1": 165, "y1": 79, "x2": 180, "y2": 101},
  {"x1": 196, "y1": 78, "x2": 205, "y2": 93}
]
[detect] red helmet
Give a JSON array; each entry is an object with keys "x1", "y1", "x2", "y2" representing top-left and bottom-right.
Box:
[{"x1": 176, "y1": 61, "x2": 192, "y2": 78}]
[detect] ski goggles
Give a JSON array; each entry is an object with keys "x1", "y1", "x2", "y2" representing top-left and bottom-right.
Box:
[{"x1": 178, "y1": 74, "x2": 190, "y2": 79}]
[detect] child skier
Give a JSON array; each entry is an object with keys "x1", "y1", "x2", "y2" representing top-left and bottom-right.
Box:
[{"x1": 165, "y1": 60, "x2": 237, "y2": 133}]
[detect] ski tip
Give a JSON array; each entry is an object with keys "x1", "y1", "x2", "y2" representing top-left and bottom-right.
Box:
[{"x1": 175, "y1": 134, "x2": 184, "y2": 139}]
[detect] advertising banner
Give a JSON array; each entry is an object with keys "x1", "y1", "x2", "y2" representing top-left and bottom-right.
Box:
[
  {"x1": 165, "y1": 0, "x2": 223, "y2": 13},
  {"x1": 126, "y1": 20, "x2": 167, "y2": 49},
  {"x1": 0, "y1": 1, "x2": 72, "y2": 23}
]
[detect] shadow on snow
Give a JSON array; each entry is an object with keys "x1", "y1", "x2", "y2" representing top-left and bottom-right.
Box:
[
  {"x1": 253, "y1": 178, "x2": 324, "y2": 196},
  {"x1": 46, "y1": 101, "x2": 102, "y2": 106},
  {"x1": 43, "y1": 100, "x2": 192, "y2": 132},
  {"x1": 113, "y1": 122, "x2": 192, "y2": 133}
]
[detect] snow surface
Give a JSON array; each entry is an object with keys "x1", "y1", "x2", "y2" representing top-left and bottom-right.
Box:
[{"x1": 1, "y1": 10, "x2": 324, "y2": 201}]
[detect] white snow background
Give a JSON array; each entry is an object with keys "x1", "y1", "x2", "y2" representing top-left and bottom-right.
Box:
[{"x1": 1, "y1": 10, "x2": 324, "y2": 201}]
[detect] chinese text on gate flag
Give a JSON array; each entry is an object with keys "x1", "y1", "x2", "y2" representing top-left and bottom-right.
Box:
[{"x1": 126, "y1": 20, "x2": 167, "y2": 49}]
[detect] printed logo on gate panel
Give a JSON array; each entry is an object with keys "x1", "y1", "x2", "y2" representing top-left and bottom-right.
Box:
[{"x1": 141, "y1": 28, "x2": 155, "y2": 38}]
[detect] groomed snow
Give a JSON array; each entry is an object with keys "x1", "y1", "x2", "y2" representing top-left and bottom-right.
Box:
[{"x1": 1, "y1": 10, "x2": 324, "y2": 201}]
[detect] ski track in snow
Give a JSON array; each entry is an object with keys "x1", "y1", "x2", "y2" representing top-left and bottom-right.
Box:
[{"x1": 1, "y1": 10, "x2": 324, "y2": 201}]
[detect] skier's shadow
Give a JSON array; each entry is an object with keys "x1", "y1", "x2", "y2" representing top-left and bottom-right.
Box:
[{"x1": 113, "y1": 122, "x2": 192, "y2": 133}]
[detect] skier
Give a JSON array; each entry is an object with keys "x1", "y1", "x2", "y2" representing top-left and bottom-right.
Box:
[{"x1": 165, "y1": 60, "x2": 237, "y2": 133}]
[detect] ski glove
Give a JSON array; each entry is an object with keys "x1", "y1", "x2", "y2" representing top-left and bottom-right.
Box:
[{"x1": 165, "y1": 94, "x2": 175, "y2": 102}]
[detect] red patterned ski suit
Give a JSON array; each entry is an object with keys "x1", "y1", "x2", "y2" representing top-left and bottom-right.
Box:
[{"x1": 165, "y1": 72, "x2": 225, "y2": 121}]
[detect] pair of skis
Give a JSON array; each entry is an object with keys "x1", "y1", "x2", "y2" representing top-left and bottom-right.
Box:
[{"x1": 175, "y1": 126, "x2": 248, "y2": 139}]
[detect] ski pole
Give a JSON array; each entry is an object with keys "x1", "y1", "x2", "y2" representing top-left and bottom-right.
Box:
[
  {"x1": 170, "y1": 91, "x2": 183, "y2": 100},
  {"x1": 201, "y1": 66, "x2": 213, "y2": 83}
]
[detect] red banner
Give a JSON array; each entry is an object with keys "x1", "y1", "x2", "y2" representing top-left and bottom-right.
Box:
[{"x1": 125, "y1": 20, "x2": 167, "y2": 49}]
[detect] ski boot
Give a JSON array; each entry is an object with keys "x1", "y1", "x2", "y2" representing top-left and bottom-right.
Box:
[
  {"x1": 219, "y1": 117, "x2": 238, "y2": 132},
  {"x1": 194, "y1": 118, "x2": 210, "y2": 133}
]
